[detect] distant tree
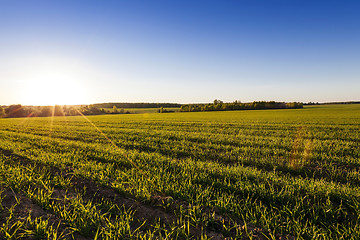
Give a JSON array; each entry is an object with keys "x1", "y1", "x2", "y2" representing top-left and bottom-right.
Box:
[
  {"x1": 81, "y1": 105, "x2": 104, "y2": 115},
  {"x1": 0, "y1": 106, "x2": 5, "y2": 117},
  {"x1": 40, "y1": 106, "x2": 53, "y2": 117},
  {"x1": 159, "y1": 107, "x2": 165, "y2": 113},
  {"x1": 113, "y1": 105, "x2": 118, "y2": 113},
  {"x1": 119, "y1": 108, "x2": 125, "y2": 114},
  {"x1": 67, "y1": 106, "x2": 80, "y2": 116},
  {"x1": 180, "y1": 105, "x2": 189, "y2": 112},
  {"x1": 6, "y1": 104, "x2": 25, "y2": 118},
  {"x1": 213, "y1": 99, "x2": 223, "y2": 105},
  {"x1": 25, "y1": 106, "x2": 39, "y2": 117},
  {"x1": 62, "y1": 105, "x2": 69, "y2": 115},
  {"x1": 54, "y1": 105, "x2": 64, "y2": 116}
]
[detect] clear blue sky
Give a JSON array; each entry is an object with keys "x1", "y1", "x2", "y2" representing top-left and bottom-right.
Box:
[{"x1": 1, "y1": 0, "x2": 359, "y2": 105}]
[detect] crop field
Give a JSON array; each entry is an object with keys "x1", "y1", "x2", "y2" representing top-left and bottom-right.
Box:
[{"x1": 0, "y1": 104, "x2": 359, "y2": 239}]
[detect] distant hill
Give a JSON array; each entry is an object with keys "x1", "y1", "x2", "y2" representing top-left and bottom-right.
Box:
[
  {"x1": 304, "y1": 101, "x2": 360, "y2": 105},
  {"x1": 92, "y1": 102, "x2": 182, "y2": 109}
]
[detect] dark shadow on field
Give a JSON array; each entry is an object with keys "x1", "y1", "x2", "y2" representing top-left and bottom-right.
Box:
[{"x1": 0, "y1": 189, "x2": 81, "y2": 239}]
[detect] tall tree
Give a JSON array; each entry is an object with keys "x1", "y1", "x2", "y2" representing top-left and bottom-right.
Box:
[
  {"x1": 0, "y1": 106, "x2": 5, "y2": 117},
  {"x1": 5, "y1": 104, "x2": 25, "y2": 117},
  {"x1": 113, "y1": 105, "x2": 118, "y2": 113}
]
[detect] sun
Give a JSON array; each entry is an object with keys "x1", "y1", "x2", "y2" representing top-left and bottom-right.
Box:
[{"x1": 22, "y1": 75, "x2": 88, "y2": 106}]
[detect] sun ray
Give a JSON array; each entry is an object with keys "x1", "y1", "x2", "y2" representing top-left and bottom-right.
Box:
[
  {"x1": 49, "y1": 105, "x2": 55, "y2": 136},
  {"x1": 76, "y1": 109, "x2": 146, "y2": 176},
  {"x1": 16, "y1": 112, "x2": 33, "y2": 128},
  {"x1": 61, "y1": 108, "x2": 70, "y2": 127}
]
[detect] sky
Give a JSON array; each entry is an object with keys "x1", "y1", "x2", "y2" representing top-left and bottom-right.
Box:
[{"x1": 1, "y1": 0, "x2": 359, "y2": 105}]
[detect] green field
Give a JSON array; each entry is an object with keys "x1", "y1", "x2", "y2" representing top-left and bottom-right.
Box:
[{"x1": 0, "y1": 105, "x2": 359, "y2": 239}]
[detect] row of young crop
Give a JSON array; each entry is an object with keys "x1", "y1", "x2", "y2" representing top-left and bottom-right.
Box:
[
  {"x1": 2, "y1": 116, "x2": 358, "y2": 186},
  {"x1": 0, "y1": 145, "x2": 212, "y2": 239}
]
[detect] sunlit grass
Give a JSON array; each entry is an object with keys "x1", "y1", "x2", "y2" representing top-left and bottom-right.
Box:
[{"x1": 0, "y1": 104, "x2": 359, "y2": 239}]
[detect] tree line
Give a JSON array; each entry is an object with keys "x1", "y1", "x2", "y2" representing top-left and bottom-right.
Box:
[
  {"x1": 93, "y1": 102, "x2": 181, "y2": 109},
  {"x1": 0, "y1": 104, "x2": 109, "y2": 118},
  {"x1": 0, "y1": 103, "x2": 173, "y2": 118},
  {"x1": 304, "y1": 101, "x2": 360, "y2": 105},
  {"x1": 180, "y1": 100, "x2": 303, "y2": 112},
  {"x1": 0, "y1": 100, "x2": 304, "y2": 118}
]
